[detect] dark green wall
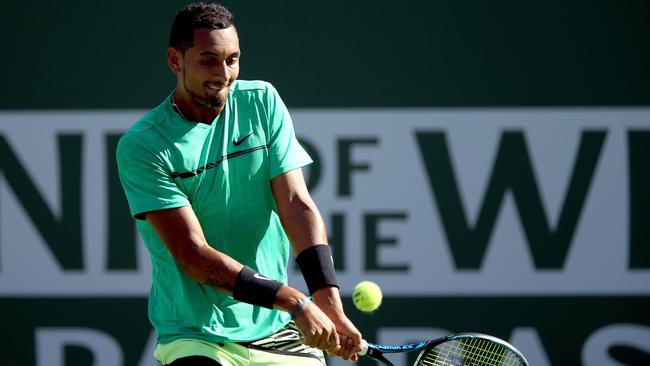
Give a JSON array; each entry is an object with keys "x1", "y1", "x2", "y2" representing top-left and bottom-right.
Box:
[{"x1": 1, "y1": 0, "x2": 648, "y2": 109}]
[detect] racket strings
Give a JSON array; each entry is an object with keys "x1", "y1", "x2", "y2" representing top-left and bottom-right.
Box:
[
  {"x1": 422, "y1": 342, "x2": 518, "y2": 366},
  {"x1": 417, "y1": 338, "x2": 524, "y2": 366}
]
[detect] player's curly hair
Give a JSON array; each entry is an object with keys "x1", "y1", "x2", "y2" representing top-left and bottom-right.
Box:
[{"x1": 169, "y1": 2, "x2": 235, "y2": 51}]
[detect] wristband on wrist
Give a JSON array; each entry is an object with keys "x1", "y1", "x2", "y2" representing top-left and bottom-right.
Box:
[
  {"x1": 296, "y1": 244, "x2": 339, "y2": 294},
  {"x1": 290, "y1": 296, "x2": 312, "y2": 319},
  {"x1": 232, "y1": 266, "x2": 283, "y2": 309}
]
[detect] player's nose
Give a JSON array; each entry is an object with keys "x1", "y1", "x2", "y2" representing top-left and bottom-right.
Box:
[{"x1": 213, "y1": 61, "x2": 229, "y2": 82}]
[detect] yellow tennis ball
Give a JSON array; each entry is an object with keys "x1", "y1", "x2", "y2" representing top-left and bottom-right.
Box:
[{"x1": 353, "y1": 281, "x2": 383, "y2": 312}]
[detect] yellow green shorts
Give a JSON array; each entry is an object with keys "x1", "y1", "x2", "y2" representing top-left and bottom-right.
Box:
[{"x1": 154, "y1": 323, "x2": 326, "y2": 366}]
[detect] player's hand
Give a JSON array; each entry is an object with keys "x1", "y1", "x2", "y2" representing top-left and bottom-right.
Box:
[
  {"x1": 293, "y1": 299, "x2": 341, "y2": 353},
  {"x1": 327, "y1": 313, "x2": 362, "y2": 361},
  {"x1": 336, "y1": 333, "x2": 362, "y2": 362},
  {"x1": 312, "y1": 287, "x2": 363, "y2": 361}
]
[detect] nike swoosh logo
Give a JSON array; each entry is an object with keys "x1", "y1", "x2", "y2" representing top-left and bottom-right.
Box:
[
  {"x1": 253, "y1": 273, "x2": 271, "y2": 281},
  {"x1": 233, "y1": 132, "x2": 254, "y2": 146}
]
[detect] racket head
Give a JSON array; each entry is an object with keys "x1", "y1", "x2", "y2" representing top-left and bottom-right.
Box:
[{"x1": 413, "y1": 333, "x2": 529, "y2": 366}]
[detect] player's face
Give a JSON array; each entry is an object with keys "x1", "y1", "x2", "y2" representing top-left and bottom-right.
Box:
[{"x1": 178, "y1": 27, "x2": 240, "y2": 111}]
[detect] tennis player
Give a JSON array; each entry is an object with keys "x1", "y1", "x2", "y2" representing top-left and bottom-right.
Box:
[{"x1": 116, "y1": 3, "x2": 362, "y2": 365}]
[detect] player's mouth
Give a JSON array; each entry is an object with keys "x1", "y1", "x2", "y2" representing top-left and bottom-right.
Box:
[{"x1": 204, "y1": 82, "x2": 228, "y2": 91}]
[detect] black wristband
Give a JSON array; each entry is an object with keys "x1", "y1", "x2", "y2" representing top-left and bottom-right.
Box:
[
  {"x1": 233, "y1": 266, "x2": 283, "y2": 309},
  {"x1": 296, "y1": 244, "x2": 339, "y2": 294}
]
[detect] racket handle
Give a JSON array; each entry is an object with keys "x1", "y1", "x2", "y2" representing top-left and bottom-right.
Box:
[{"x1": 358, "y1": 339, "x2": 369, "y2": 356}]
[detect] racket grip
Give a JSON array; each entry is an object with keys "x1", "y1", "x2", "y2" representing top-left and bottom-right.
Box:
[{"x1": 358, "y1": 339, "x2": 369, "y2": 356}]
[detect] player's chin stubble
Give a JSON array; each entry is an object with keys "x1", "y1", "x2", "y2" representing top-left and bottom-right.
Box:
[
  {"x1": 183, "y1": 76, "x2": 227, "y2": 110},
  {"x1": 190, "y1": 87, "x2": 225, "y2": 110}
]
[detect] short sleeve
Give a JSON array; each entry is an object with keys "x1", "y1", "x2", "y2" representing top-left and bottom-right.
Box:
[
  {"x1": 116, "y1": 134, "x2": 190, "y2": 220},
  {"x1": 266, "y1": 84, "x2": 313, "y2": 179}
]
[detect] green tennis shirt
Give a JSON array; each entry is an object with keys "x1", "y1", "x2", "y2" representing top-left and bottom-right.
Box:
[{"x1": 116, "y1": 80, "x2": 312, "y2": 344}]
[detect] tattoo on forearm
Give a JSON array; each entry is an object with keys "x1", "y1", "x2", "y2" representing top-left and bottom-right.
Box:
[{"x1": 203, "y1": 262, "x2": 234, "y2": 291}]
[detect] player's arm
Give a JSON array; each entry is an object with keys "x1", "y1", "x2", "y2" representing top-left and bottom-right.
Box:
[
  {"x1": 271, "y1": 168, "x2": 363, "y2": 361},
  {"x1": 144, "y1": 206, "x2": 339, "y2": 351},
  {"x1": 144, "y1": 206, "x2": 242, "y2": 292}
]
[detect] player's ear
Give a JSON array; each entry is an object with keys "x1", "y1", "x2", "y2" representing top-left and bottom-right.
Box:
[{"x1": 167, "y1": 47, "x2": 183, "y2": 74}]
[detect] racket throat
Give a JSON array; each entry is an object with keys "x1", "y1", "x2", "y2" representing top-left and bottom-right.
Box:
[{"x1": 367, "y1": 348, "x2": 395, "y2": 366}]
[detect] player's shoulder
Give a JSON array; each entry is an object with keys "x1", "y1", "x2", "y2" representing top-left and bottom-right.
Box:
[
  {"x1": 230, "y1": 80, "x2": 285, "y2": 110},
  {"x1": 232, "y1": 79, "x2": 272, "y2": 92},
  {"x1": 117, "y1": 100, "x2": 170, "y2": 155},
  {"x1": 231, "y1": 79, "x2": 282, "y2": 98}
]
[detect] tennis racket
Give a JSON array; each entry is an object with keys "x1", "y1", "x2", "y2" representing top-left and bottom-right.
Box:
[{"x1": 359, "y1": 333, "x2": 528, "y2": 366}]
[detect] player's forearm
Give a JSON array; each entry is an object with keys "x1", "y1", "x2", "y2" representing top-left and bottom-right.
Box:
[
  {"x1": 145, "y1": 207, "x2": 244, "y2": 293},
  {"x1": 312, "y1": 286, "x2": 345, "y2": 314},
  {"x1": 182, "y1": 241, "x2": 312, "y2": 315},
  {"x1": 279, "y1": 196, "x2": 329, "y2": 254},
  {"x1": 274, "y1": 285, "x2": 309, "y2": 313},
  {"x1": 176, "y1": 241, "x2": 243, "y2": 294},
  {"x1": 271, "y1": 169, "x2": 329, "y2": 253}
]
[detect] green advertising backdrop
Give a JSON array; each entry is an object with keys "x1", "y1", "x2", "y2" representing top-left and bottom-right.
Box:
[
  {"x1": 0, "y1": 0, "x2": 648, "y2": 109},
  {"x1": 2, "y1": 297, "x2": 649, "y2": 366}
]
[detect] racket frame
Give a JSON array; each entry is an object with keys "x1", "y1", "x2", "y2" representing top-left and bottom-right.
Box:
[{"x1": 361, "y1": 333, "x2": 529, "y2": 366}]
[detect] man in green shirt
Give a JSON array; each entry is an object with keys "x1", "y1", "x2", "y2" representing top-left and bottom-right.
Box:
[{"x1": 117, "y1": 3, "x2": 362, "y2": 365}]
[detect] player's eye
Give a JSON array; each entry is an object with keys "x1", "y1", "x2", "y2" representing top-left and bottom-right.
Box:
[
  {"x1": 200, "y1": 58, "x2": 217, "y2": 66},
  {"x1": 227, "y1": 57, "x2": 239, "y2": 66}
]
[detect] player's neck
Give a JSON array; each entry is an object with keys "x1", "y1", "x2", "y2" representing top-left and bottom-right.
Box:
[{"x1": 171, "y1": 91, "x2": 222, "y2": 125}]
